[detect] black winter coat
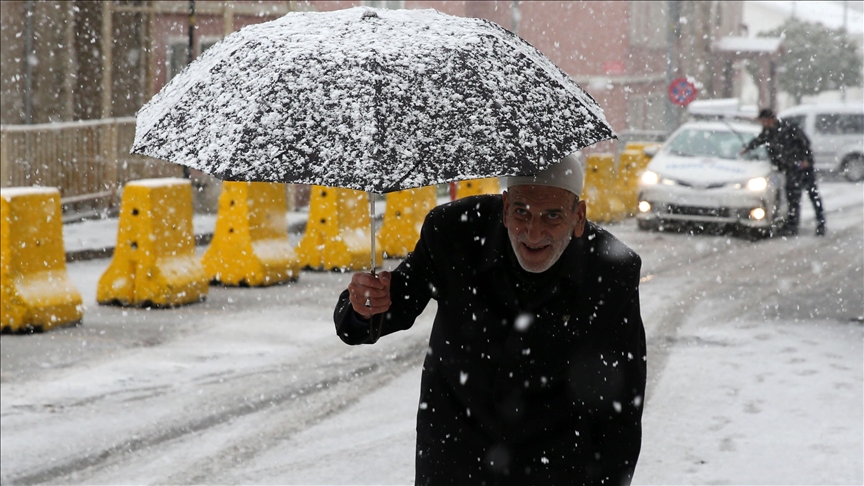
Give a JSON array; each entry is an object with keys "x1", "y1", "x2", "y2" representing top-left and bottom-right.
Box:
[
  {"x1": 744, "y1": 118, "x2": 814, "y2": 173},
  {"x1": 334, "y1": 195, "x2": 646, "y2": 486}
]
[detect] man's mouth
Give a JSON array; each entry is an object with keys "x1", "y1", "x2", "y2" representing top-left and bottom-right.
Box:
[{"x1": 521, "y1": 242, "x2": 550, "y2": 254}]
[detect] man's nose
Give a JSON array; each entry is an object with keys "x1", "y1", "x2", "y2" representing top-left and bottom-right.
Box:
[{"x1": 525, "y1": 217, "x2": 546, "y2": 242}]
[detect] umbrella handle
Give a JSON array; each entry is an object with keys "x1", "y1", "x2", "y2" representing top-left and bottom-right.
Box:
[
  {"x1": 366, "y1": 191, "x2": 376, "y2": 307},
  {"x1": 369, "y1": 191, "x2": 377, "y2": 276}
]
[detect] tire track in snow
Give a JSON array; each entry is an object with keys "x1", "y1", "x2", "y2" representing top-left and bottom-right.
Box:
[
  {"x1": 637, "y1": 196, "x2": 863, "y2": 403},
  {"x1": 6, "y1": 338, "x2": 428, "y2": 486}
]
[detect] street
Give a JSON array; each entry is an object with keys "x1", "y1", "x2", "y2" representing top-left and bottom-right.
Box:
[{"x1": 1, "y1": 180, "x2": 862, "y2": 485}]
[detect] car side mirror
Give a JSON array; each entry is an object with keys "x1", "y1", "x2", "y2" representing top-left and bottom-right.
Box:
[{"x1": 643, "y1": 145, "x2": 659, "y2": 158}]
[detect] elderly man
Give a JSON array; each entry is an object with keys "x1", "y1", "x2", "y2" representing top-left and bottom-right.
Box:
[{"x1": 334, "y1": 154, "x2": 646, "y2": 485}]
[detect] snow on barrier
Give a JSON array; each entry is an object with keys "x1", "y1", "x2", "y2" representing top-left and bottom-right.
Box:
[
  {"x1": 377, "y1": 186, "x2": 437, "y2": 259},
  {"x1": 454, "y1": 177, "x2": 499, "y2": 199},
  {"x1": 617, "y1": 142, "x2": 660, "y2": 217},
  {"x1": 97, "y1": 178, "x2": 208, "y2": 307},
  {"x1": 583, "y1": 153, "x2": 627, "y2": 223},
  {"x1": 1, "y1": 187, "x2": 83, "y2": 333},
  {"x1": 295, "y1": 186, "x2": 383, "y2": 271},
  {"x1": 201, "y1": 182, "x2": 301, "y2": 286}
]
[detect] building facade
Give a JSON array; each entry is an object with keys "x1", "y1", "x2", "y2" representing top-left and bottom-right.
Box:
[{"x1": 1, "y1": 0, "x2": 744, "y2": 137}]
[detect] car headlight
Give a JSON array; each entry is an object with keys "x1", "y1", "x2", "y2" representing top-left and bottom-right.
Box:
[
  {"x1": 641, "y1": 170, "x2": 659, "y2": 185},
  {"x1": 746, "y1": 177, "x2": 768, "y2": 191}
]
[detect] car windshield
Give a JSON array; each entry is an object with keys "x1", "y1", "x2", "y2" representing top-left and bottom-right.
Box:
[{"x1": 664, "y1": 128, "x2": 767, "y2": 160}]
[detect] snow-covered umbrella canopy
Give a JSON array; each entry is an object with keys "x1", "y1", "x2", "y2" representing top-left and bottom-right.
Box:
[{"x1": 132, "y1": 6, "x2": 615, "y2": 193}]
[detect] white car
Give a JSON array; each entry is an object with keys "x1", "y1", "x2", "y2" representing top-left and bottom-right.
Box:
[
  {"x1": 636, "y1": 120, "x2": 788, "y2": 237},
  {"x1": 777, "y1": 103, "x2": 864, "y2": 182}
]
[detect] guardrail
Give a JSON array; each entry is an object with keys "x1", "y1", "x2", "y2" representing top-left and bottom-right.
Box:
[{"x1": 0, "y1": 117, "x2": 182, "y2": 220}]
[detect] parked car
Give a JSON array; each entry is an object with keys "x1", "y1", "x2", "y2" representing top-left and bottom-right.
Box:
[
  {"x1": 778, "y1": 103, "x2": 864, "y2": 182},
  {"x1": 637, "y1": 120, "x2": 788, "y2": 237}
]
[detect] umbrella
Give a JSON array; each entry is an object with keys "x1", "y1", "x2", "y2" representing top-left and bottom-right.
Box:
[{"x1": 131, "y1": 6, "x2": 616, "y2": 273}]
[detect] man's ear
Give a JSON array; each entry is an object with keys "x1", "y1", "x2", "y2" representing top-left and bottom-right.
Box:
[
  {"x1": 501, "y1": 190, "x2": 510, "y2": 228},
  {"x1": 573, "y1": 199, "x2": 587, "y2": 238}
]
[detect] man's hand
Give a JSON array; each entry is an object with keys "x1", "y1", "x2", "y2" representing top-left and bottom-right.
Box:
[{"x1": 348, "y1": 271, "x2": 392, "y2": 320}]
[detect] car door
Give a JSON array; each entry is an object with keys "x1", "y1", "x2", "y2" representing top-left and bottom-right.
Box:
[{"x1": 812, "y1": 113, "x2": 845, "y2": 169}]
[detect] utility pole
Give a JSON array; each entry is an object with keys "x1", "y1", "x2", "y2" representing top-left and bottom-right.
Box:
[
  {"x1": 23, "y1": 0, "x2": 34, "y2": 124},
  {"x1": 101, "y1": 1, "x2": 114, "y2": 119},
  {"x1": 188, "y1": 0, "x2": 196, "y2": 67},
  {"x1": 184, "y1": 0, "x2": 196, "y2": 179},
  {"x1": 664, "y1": 0, "x2": 681, "y2": 136},
  {"x1": 842, "y1": 1, "x2": 848, "y2": 101}
]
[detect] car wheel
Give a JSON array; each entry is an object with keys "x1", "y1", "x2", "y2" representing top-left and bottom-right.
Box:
[{"x1": 841, "y1": 155, "x2": 864, "y2": 182}]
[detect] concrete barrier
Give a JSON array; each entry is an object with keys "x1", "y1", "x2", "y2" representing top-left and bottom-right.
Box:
[
  {"x1": 455, "y1": 178, "x2": 499, "y2": 199},
  {"x1": 97, "y1": 178, "x2": 208, "y2": 307},
  {"x1": 582, "y1": 153, "x2": 627, "y2": 223},
  {"x1": 377, "y1": 186, "x2": 437, "y2": 258},
  {"x1": 295, "y1": 186, "x2": 383, "y2": 271},
  {"x1": 202, "y1": 182, "x2": 301, "y2": 286},
  {"x1": 1, "y1": 187, "x2": 83, "y2": 332}
]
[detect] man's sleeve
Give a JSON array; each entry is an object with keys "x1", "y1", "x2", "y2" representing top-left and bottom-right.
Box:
[
  {"x1": 743, "y1": 129, "x2": 767, "y2": 152},
  {"x1": 333, "y1": 211, "x2": 441, "y2": 345},
  {"x1": 593, "y1": 267, "x2": 647, "y2": 485}
]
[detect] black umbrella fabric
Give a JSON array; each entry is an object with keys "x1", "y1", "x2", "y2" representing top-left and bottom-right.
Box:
[{"x1": 131, "y1": 7, "x2": 615, "y2": 193}]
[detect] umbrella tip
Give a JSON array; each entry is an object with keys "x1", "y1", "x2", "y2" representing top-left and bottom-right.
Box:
[{"x1": 361, "y1": 9, "x2": 379, "y2": 19}]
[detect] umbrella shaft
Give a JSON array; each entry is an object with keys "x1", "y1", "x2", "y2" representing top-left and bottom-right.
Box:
[{"x1": 369, "y1": 192, "x2": 376, "y2": 276}]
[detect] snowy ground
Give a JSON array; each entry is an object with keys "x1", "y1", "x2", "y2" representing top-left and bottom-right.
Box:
[{"x1": 1, "y1": 180, "x2": 862, "y2": 485}]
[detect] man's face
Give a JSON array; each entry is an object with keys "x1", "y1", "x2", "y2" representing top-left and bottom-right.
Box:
[
  {"x1": 502, "y1": 184, "x2": 587, "y2": 273},
  {"x1": 759, "y1": 117, "x2": 776, "y2": 129}
]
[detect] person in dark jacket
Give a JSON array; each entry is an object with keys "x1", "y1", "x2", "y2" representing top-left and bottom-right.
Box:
[
  {"x1": 334, "y1": 154, "x2": 646, "y2": 485},
  {"x1": 741, "y1": 108, "x2": 827, "y2": 236}
]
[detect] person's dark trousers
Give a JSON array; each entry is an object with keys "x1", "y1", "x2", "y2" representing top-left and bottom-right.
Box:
[
  {"x1": 784, "y1": 170, "x2": 802, "y2": 233},
  {"x1": 800, "y1": 166, "x2": 827, "y2": 234}
]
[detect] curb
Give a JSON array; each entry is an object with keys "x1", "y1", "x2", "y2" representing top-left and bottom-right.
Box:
[{"x1": 65, "y1": 221, "x2": 308, "y2": 263}]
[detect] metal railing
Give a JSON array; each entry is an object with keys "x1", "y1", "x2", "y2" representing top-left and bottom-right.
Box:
[{"x1": 0, "y1": 117, "x2": 182, "y2": 220}]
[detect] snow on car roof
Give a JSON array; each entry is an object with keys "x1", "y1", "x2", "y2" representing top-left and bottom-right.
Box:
[
  {"x1": 779, "y1": 103, "x2": 864, "y2": 116},
  {"x1": 674, "y1": 120, "x2": 762, "y2": 134}
]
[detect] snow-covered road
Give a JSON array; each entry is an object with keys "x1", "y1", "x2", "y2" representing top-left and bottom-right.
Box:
[{"x1": 2, "y1": 181, "x2": 862, "y2": 485}]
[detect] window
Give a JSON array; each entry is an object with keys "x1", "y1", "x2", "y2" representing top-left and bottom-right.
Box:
[
  {"x1": 200, "y1": 38, "x2": 221, "y2": 56},
  {"x1": 167, "y1": 41, "x2": 188, "y2": 82},
  {"x1": 167, "y1": 38, "x2": 223, "y2": 82},
  {"x1": 783, "y1": 115, "x2": 806, "y2": 129},
  {"x1": 665, "y1": 129, "x2": 765, "y2": 160},
  {"x1": 815, "y1": 114, "x2": 864, "y2": 135},
  {"x1": 630, "y1": 1, "x2": 666, "y2": 49}
]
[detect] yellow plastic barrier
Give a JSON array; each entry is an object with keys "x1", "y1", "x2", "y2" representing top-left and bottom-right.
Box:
[
  {"x1": 1, "y1": 187, "x2": 83, "y2": 332},
  {"x1": 97, "y1": 178, "x2": 208, "y2": 307},
  {"x1": 202, "y1": 182, "x2": 301, "y2": 286},
  {"x1": 377, "y1": 186, "x2": 437, "y2": 258},
  {"x1": 622, "y1": 141, "x2": 661, "y2": 158},
  {"x1": 455, "y1": 178, "x2": 499, "y2": 199},
  {"x1": 618, "y1": 143, "x2": 661, "y2": 216},
  {"x1": 617, "y1": 149, "x2": 644, "y2": 217},
  {"x1": 582, "y1": 153, "x2": 627, "y2": 223},
  {"x1": 295, "y1": 186, "x2": 383, "y2": 271}
]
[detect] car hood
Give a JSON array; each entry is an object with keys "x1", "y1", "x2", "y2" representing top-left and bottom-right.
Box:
[{"x1": 647, "y1": 153, "x2": 773, "y2": 186}]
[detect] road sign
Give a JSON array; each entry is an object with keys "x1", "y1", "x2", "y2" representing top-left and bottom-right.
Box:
[{"x1": 668, "y1": 77, "x2": 698, "y2": 106}]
